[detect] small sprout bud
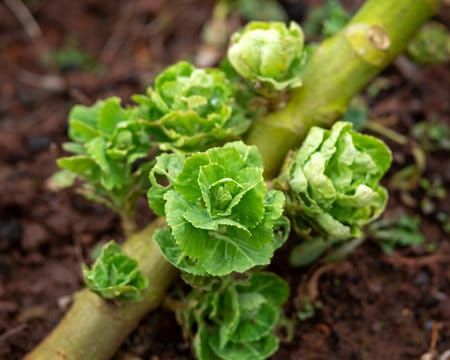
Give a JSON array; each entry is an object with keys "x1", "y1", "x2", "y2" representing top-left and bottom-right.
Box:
[
  {"x1": 228, "y1": 21, "x2": 305, "y2": 90},
  {"x1": 276, "y1": 121, "x2": 392, "y2": 240},
  {"x1": 83, "y1": 241, "x2": 148, "y2": 301},
  {"x1": 407, "y1": 21, "x2": 450, "y2": 65}
]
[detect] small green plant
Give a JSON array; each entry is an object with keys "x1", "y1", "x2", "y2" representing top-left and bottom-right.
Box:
[
  {"x1": 133, "y1": 61, "x2": 251, "y2": 152},
  {"x1": 42, "y1": 36, "x2": 99, "y2": 72},
  {"x1": 54, "y1": 97, "x2": 154, "y2": 228},
  {"x1": 228, "y1": 21, "x2": 305, "y2": 91},
  {"x1": 277, "y1": 121, "x2": 391, "y2": 265},
  {"x1": 277, "y1": 121, "x2": 392, "y2": 240},
  {"x1": 407, "y1": 21, "x2": 450, "y2": 65},
  {"x1": 82, "y1": 241, "x2": 148, "y2": 301},
  {"x1": 181, "y1": 271, "x2": 289, "y2": 360},
  {"x1": 367, "y1": 214, "x2": 425, "y2": 254},
  {"x1": 148, "y1": 141, "x2": 289, "y2": 276},
  {"x1": 412, "y1": 119, "x2": 450, "y2": 152},
  {"x1": 297, "y1": 296, "x2": 322, "y2": 321}
]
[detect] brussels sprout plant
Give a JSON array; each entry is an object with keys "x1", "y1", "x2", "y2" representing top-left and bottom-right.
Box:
[
  {"x1": 228, "y1": 21, "x2": 306, "y2": 90},
  {"x1": 27, "y1": 1, "x2": 441, "y2": 359}
]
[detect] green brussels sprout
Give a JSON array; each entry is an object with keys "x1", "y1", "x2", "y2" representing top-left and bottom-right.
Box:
[
  {"x1": 83, "y1": 241, "x2": 148, "y2": 301},
  {"x1": 56, "y1": 97, "x2": 154, "y2": 214},
  {"x1": 147, "y1": 141, "x2": 289, "y2": 276},
  {"x1": 407, "y1": 21, "x2": 450, "y2": 65},
  {"x1": 181, "y1": 272, "x2": 289, "y2": 360},
  {"x1": 227, "y1": 21, "x2": 305, "y2": 90},
  {"x1": 276, "y1": 121, "x2": 392, "y2": 240},
  {"x1": 133, "y1": 61, "x2": 251, "y2": 152}
]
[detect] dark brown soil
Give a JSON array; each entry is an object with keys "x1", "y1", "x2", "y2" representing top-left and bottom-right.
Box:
[{"x1": 0, "y1": 1, "x2": 449, "y2": 359}]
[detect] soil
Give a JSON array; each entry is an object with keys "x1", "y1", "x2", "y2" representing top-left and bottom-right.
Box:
[{"x1": 0, "y1": 1, "x2": 449, "y2": 359}]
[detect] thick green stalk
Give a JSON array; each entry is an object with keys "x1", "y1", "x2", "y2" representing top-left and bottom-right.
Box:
[
  {"x1": 25, "y1": 218, "x2": 177, "y2": 360},
  {"x1": 246, "y1": 0, "x2": 442, "y2": 178}
]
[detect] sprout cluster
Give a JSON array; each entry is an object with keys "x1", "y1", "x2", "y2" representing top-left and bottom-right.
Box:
[
  {"x1": 133, "y1": 61, "x2": 251, "y2": 152},
  {"x1": 228, "y1": 21, "x2": 305, "y2": 90},
  {"x1": 148, "y1": 141, "x2": 289, "y2": 276},
  {"x1": 83, "y1": 241, "x2": 148, "y2": 301},
  {"x1": 56, "y1": 97, "x2": 153, "y2": 213},
  {"x1": 277, "y1": 121, "x2": 392, "y2": 240},
  {"x1": 181, "y1": 272, "x2": 289, "y2": 360},
  {"x1": 407, "y1": 22, "x2": 450, "y2": 65}
]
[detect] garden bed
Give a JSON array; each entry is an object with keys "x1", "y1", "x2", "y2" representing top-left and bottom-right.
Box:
[{"x1": 0, "y1": 0, "x2": 449, "y2": 359}]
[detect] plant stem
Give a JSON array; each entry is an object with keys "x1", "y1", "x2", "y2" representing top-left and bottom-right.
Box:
[
  {"x1": 245, "y1": 0, "x2": 442, "y2": 178},
  {"x1": 25, "y1": 218, "x2": 178, "y2": 360},
  {"x1": 120, "y1": 212, "x2": 138, "y2": 238}
]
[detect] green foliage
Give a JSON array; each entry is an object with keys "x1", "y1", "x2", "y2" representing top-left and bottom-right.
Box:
[
  {"x1": 297, "y1": 297, "x2": 322, "y2": 321},
  {"x1": 228, "y1": 21, "x2": 305, "y2": 91},
  {"x1": 276, "y1": 121, "x2": 392, "y2": 241},
  {"x1": 133, "y1": 61, "x2": 251, "y2": 153},
  {"x1": 56, "y1": 97, "x2": 154, "y2": 215},
  {"x1": 289, "y1": 235, "x2": 330, "y2": 267},
  {"x1": 437, "y1": 212, "x2": 450, "y2": 234},
  {"x1": 412, "y1": 120, "x2": 450, "y2": 152},
  {"x1": 367, "y1": 215, "x2": 425, "y2": 254},
  {"x1": 234, "y1": 0, "x2": 287, "y2": 22},
  {"x1": 82, "y1": 241, "x2": 148, "y2": 301},
  {"x1": 148, "y1": 141, "x2": 289, "y2": 276},
  {"x1": 42, "y1": 36, "x2": 99, "y2": 72},
  {"x1": 303, "y1": 0, "x2": 350, "y2": 38},
  {"x1": 181, "y1": 272, "x2": 289, "y2": 360},
  {"x1": 407, "y1": 22, "x2": 450, "y2": 65},
  {"x1": 341, "y1": 97, "x2": 369, "y2": 131}
]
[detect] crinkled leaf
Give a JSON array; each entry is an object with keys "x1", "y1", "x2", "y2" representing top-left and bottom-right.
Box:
[
  {"x1": 57, "y1": 156, "x2": 100, "y2": 181},
  {"x1": 50, "y1": 169, "x2": 78, "y2": 188},
  {"x1": 68, "y1": 102, "x2": 101, "y2": 142},
  {"x1": 183, "y1": 272, "x2": 288, "y2": 360},
  {"x1": 209, "y1": 332, "x2": 279, "y2": 360},
  {"x1": 135, "y1": 61, "x2": 250, "y2": 152},
  {"x1": 238, "y1": 272, "x2": 290, "y2": 306},
  {"x1": 152, "y1": 141, "x2": 286, "y2": 276},
  {"x1": 277, "y1": 121, "x2": 392, "y2": 241},
  {"x1": 194, "y1": 323, "x2": 221, "y2": 360},
  {"x1": 153, "y1": 228, "x2": 207, "y2": 275},
  {"x1": 217, "y1": 286, "x2": 240, "y2": 348},
  {"x1": 58, "y1": 97, "x2": 154, "y2": 215},
  {"x1": 148, "y1": 153, "x2": 186, "y2": 216},
  {"x1": 230, "y1": 301, "x2": 278, "y2": 343},
  {"x1": 228, "y1": 21, "x2": 305, "y2": 90},
  {"x1": 83, "y1": 241, "x2": 148, "y2": 301},
  {"x1": 368, "y1": 215, "x2": 425, "y2": 254},
  {"x1": 289, "y1": 236, "x2": 331, "y2": 266},
  {"x1": 97, "y1": 97, "x2": 128, "y2": 135}
]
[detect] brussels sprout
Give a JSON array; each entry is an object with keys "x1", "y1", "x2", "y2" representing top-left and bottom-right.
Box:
[
  {"x1": 227, "y1": 21, "x2": 305, "y2": 90},
  {"x1": 133, "y1": 61, "x2": 251, "y2": 152},
  {"x1": 83, "y1": 241, "x2": 148, "y2": 301},
  {"x1": 147, "y1": 141, "x2": 289, "y2": 276},
  {"x1": 56, "y1": 97, "x2": 154, "y2": 215},
  {"x1": 181, "y1": 272, "x2": 289, "y2": 360},
  {"x1": 277, "y1": 121, "x2": 392, "y2": 240}
]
